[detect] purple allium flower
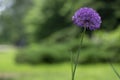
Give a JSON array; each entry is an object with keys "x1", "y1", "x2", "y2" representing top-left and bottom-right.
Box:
[{"x1": 72, "y1": 7, "x2": 102, "y2": 30}]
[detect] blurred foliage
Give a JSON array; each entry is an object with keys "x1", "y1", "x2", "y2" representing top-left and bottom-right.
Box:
[
  {"x1": 16, "y1": 27, "x2": 120, "y2": 64},
  {"x1": 24, "y1": 0, "x2": 120, "y2": 42},
  {"x1": 0, "y1": 0, "x2": 120, "y2": 64},
  {"x1": 24, "y1": 0, "x2": 74, "y2": 42},
  {"x1": 0, "y1": 0, "x2": 120, "y2": 42},
  {"x1": 0, "y1": 0, "x2": 32, "y2": 43}
]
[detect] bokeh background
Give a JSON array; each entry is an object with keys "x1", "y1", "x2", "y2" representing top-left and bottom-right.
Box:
[{"x1": 0, "y1": 0, "x2": 120, "y2": 80}]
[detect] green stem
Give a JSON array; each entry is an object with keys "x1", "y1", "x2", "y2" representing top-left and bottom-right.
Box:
[
  {"x1": 72, "y1": 27, "x2": 86, "y2": 80},
  {"x1": 109, "y1": 61, "x2": 120, "y2": 79},
  {"x1": 71, "y1": 51, "x2": 74, "y2": 75}
]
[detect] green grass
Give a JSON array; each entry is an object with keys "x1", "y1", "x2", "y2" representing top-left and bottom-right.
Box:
[{"x1": 0, "y1": 48, "x2": 120, "y2": 80}]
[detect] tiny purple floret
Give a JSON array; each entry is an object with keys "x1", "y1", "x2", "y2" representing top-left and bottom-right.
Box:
[{"x1": 72, "y1": 7, "x2": 102, "y2": 30}]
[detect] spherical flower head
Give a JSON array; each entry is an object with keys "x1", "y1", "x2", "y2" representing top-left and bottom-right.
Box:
[{"x1": 72, "y1": 7, "x2": 102, "y2": 30}]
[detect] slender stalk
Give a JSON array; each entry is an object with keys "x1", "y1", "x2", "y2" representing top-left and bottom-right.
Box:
[
  {"x1": 71, "y1": 51, "x2": 74, "y2": 75},
  {"x1": 109, "y1": 61, "x2": 120, "y2": 79},
  {"x1": 71, "y1": 27, "x2": 86, "y2": 80}
]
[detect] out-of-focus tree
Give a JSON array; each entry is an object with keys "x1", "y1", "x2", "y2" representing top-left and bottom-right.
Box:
[
  {"x1": 16, "y1": 0, "x2": 120, "y2": 64},
  {"x1": 24, "y1": 0, "x2": 90, "y2": 41},
  {"x1": 0, "y1": 0, "x2": 14, "y2": 43},
  {"x1": 24, "y1": 0, "x2": 75, "y2": 42},
  {"x1": 0, "y1": 0, "x2": 120, "y2": 43},
  {"x1": 24, "y1": 0, "x2": 120, "y2": 42},
  {"x1": 0, "y1": 0, "x2": 32, "y2": 43}
]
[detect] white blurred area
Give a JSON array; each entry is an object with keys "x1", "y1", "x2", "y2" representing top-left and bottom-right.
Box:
[
  {"x1": 0, "y1": 0, "x2": 14, "y2": 14},
  {"x1": 0, "y1": 45, "x2": 15, "y2": 52}
]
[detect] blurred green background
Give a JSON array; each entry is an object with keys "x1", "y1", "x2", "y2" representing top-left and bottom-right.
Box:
[{"x1": 0, "y1": 0, "x2": 120, "y2": 80}]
